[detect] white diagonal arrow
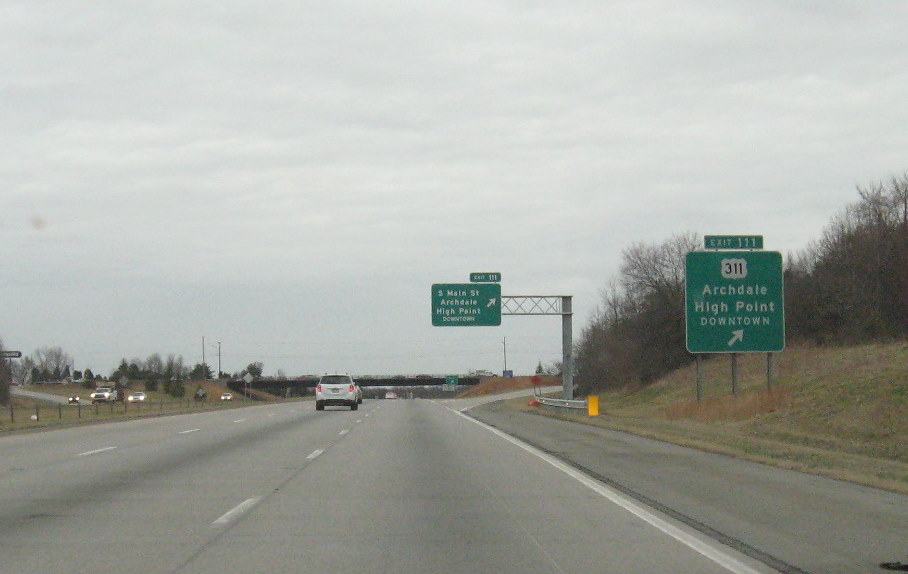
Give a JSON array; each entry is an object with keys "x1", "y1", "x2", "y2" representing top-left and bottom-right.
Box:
[
  {"x1": 487, "y1": 298, "x2": 497, "y2": 307},
  {"x1": 728, "y1": 330, "x2": 744, "y2": 346}
]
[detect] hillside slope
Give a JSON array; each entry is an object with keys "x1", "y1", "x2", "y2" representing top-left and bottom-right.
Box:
[{"x1": 518, "y1": 342, "x2": 908, "y2": 493}]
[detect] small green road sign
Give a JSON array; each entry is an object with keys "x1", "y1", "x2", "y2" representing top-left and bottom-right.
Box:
[
  {"x1": 432, "y1": 283, "x2": 501, "y2": 326},
  {"x1": 685, "y1": 251, "x2": 784, "y2": 353},
  {"x1": 704, "y1": 235, "x2": 764, "y2": 250},
  {"x1": 0, "y1": 351, "x2": 22, "y2": 358},
  {"x1": 470, "y1": 272, "x2": 501, "y2": 283},
  {"x1": 445, "y1": 375, "x2": 459, "y2": 385}
]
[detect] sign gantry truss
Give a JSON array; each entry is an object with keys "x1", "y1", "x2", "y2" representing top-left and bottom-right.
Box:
[
  {"x1": 503, "y1": 295, "x2": 574, "y2": 400},
  {"x1": 501, "y1": 296, "x2": 570, "y2": 316}
]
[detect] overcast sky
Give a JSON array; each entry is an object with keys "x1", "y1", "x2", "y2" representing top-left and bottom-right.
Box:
[{"x1": 2, "y1": 1, "x2": 906, "y2": 378}]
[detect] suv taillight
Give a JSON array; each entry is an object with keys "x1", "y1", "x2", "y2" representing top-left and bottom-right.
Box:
[
  {"x1": 349, "y1": 385, "x2": 355, "y2": 392},
  {"x1": 316, "y1": 384, "x2": 322, "y2": 393}
]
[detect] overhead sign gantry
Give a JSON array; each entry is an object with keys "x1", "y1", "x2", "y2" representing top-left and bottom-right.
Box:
[{"x1": 430, "y1": 272, "x2": 576, "y2": 399}]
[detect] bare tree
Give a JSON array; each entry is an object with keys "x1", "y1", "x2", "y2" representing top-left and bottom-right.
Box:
[
  {"x1": 575, "y1": 232, "x2": 699, "y2": 393},
  {"x1": 785, "y1": 172, "x2": 908, "y2": 343},
  {"x1": 10, "y1": 356, "x2": 36, "y2": 386},
  {"x1": 0, "y1": 337, "x2": 11, "y2": 404},
  {"x1": 145, "y1": 353, "x2": 164, "y2": 376},
  {"x1": 33, "y1": 346, "x2": 73, "y2": 382}
]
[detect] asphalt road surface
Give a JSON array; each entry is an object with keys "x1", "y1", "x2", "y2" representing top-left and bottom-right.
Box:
[{"x1": 0, "y1": 396, "x2": 903, "y2": 573}]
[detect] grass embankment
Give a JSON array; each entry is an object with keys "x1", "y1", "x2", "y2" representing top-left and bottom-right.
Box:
[
  {"x1": 1, "y1": 380, "x2": 285, "y2": 432},
  {"x1": 505, "y1": 342, "x2": 908, "y2": 494}
]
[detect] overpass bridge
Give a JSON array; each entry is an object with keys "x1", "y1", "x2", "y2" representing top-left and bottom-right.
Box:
[{"x1": 226, "y1": 375, "x2": 484, "y2": 399}]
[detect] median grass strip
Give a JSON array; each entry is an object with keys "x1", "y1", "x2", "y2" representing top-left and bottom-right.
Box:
[
  {"x1": 0, "y1": 383, "x2": 284, "y2": 432},
  {"x1": 505, "y1": 342, "x2": 908, "y2": 494}
]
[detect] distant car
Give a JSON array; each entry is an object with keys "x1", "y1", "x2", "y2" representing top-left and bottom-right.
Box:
[
  {"x1": 127, "y1": 392, "x2": 147, "y2": 403},
  {"x1": 384, "y1": 392, "x2": 399, "y2": 399},
  {"x1": 68, "y1": 395, "x2": 80, "y2": 405},
  {"x1": 220, "y1": 392, "x2": 233, "y2": 401},
  {"x1": 90, "y1": 387, "x2": 119, "y2": 403},
  {"x1": 315, "y1": 374, "x2": 359, "y2": 411}
]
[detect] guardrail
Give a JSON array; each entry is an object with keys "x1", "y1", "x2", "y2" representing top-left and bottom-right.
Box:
[{"x1": 536, "y1": 396, "x2": 587, "y2": 410}]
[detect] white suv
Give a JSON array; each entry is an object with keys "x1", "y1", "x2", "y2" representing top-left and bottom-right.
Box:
[{"x1": 315, "y1": 374, "x2": 361, "y2": 411}]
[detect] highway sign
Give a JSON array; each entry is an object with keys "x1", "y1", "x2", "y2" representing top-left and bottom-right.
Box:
[
  {"x1": 704, "y1": 235, "x2": 764, "y2": 250},
  {"x1": 470, "y1": 272, "x2": 501, "y2": 283},
  {"x1": 685, "y1": 251, "x2": 784, "y2": 353},
  {"x1": 0, "y1": 351, "x2": 22, "y2": 358},
  {"x1": 432, "y1": 283, "x2": 501, "y2": 326}
]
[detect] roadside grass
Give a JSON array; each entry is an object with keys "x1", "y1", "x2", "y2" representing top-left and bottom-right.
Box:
[{"x1": 513, "y1": 341, "x2": 908, "y2": 494}]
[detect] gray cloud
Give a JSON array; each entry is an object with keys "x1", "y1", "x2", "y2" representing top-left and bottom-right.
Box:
[{"x1": 2, "y1": 1, "x2": 906, "y2": 375}]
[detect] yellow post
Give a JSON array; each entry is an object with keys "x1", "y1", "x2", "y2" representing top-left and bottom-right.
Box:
[{"x1": 587, "y1": 395, "x2": 600, "y2": 417}]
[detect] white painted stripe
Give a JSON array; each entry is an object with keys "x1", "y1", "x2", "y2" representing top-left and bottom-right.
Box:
[
  {"x1": 452, "y1": 409, "x2": 764, "y2": 574},
  {"x1": 233, "y1": 419, "x2": 246, "y2": 423},
  {"x1": 179, "y1": 428, "x2": 201, "y2": 434},
  {"x1": 77, "y1": 446, "x2": 117, "y2": 457},
  {"x1": 306, "y1": 449, "x2": 324, "y2": 460},
  {"x1": 212, "y1": 497, "x2": 261, "y2": 527},
  {"x1": 338, "y1": 429, "x2": 349, "y2": 436},
  {"x1": 355, "y1": 420, "x2": 362, "y2": 424}
]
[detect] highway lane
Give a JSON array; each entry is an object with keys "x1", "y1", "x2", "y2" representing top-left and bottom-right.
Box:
[
  {"x1": 469, "y1": 400, "x2": 908, "y2": 574},
  {"x1": 0, "y1": 399, "x2": 774, "y2": 574}
]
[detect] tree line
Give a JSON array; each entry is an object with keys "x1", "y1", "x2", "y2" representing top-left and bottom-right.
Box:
[
  {"x1": 0, "y1": 340, "x2": 271, "y2": 404},
  {"x1": 575, "y1": 173, "x2": 908, "y2": 395}
]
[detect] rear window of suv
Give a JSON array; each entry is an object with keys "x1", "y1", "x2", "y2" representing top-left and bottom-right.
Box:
[{"x1": 320, "y1": 376, "x2": 352, "y2": 385}]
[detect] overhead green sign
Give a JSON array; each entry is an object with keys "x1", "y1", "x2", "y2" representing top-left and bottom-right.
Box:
[
  {"x1": 470, "y1": 272, "x2": 501, "y2": 283},
  {"x1": 704, "y1": 235, "x2": 764, "y2": 250},
  {"x1": 432, "y1": 283, "x2": 501, "y2": 326},
  {"x1": 685, "y1": 251, "x2": 784, "y2": 353}
]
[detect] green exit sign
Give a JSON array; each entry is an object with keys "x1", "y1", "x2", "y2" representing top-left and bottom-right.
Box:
[
  {"x1": 685, "y1": 251, "x2": 785, "y2": 353},
  {"x1": 432, "y1": 283, "x2": 501, "y2": 326},
  {"x1": 470, "y1": 272, "x2": 501, "y2": 283},
  {"x1": 704, "y1": 235, "x2": 764, "y2": 250}
]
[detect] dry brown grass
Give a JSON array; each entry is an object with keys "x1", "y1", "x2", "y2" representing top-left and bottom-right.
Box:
[
  {"x1": 457, "y1": 375, "x2": 559, "y2": 397},
  {"x1": 665, "y1": 386, "x2": 793, "y2": 421}
]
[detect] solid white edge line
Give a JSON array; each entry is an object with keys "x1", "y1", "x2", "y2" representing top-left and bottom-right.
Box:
[
  {"x1": 212, "y1": 497, "x2": 261, "y2": 527},
  {"x1": 306, "y1": 449, "x2": 324, "y2": 460},
  {"x1": 179, "y1": 428, "x2": 201, "y2": 434},
  {"x1": 450, "y1": 408, "x2": 765, "y2": 574},
  {"x1": 339, "y1": 429, "x2": 349, "y2": 436},
  {"x1": 77, "y1": 446, "x2": 117, "y2": 457}
]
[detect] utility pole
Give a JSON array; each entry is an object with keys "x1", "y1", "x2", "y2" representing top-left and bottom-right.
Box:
[
  {"x1": 218, "y1": 342, "x2": 222, "y2": 379},
  {"x1": 502, "y1": 337, "x2": 507, "y2": 375}
]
